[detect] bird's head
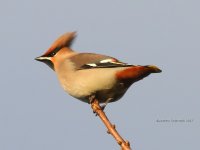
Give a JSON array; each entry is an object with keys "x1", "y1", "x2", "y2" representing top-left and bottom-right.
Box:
[{"x1": 35, "y1": 32, "x2": 76, "y2": 70}]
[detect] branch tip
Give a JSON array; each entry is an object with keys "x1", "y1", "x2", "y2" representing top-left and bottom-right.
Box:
[{"x1": 90, "y1": 99, "x2": 132, "y2": 150}]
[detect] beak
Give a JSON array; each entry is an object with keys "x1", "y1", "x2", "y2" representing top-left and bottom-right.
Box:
[
  {"x1": 35, "y1": 56, "x2": 51, "y2": 62},
  {"x1": 35, "y1": 56, "x2": 54, "y2": 70}
]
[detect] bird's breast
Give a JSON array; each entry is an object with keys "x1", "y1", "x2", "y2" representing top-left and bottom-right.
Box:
[{"x1": 57, "y1": 68, "x2": 118, "y2": 99}]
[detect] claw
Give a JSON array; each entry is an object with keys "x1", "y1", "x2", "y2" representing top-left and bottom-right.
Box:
[
  {"x1": 100, "y1": 104, "x2": 106, "y2": 111},
  {"x1": 100, "y1": 98, "x2": 113, "y2": 110}
]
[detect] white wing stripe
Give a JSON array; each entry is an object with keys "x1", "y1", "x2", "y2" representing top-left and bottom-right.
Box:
[
  {"x1": 100, "y1": 59, "x2": 115, "y2": 63},
  {"x1": 87, "y1": 63, "x2": 97, "y2": 67}
]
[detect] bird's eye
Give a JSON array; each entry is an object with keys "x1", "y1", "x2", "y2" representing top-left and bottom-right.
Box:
[
  {"x1": 50, "y1": 52, "x2": 56, "y2": 57},
  {"x1": 49, "y1": 47, "x2": 60, "y2": 57}
]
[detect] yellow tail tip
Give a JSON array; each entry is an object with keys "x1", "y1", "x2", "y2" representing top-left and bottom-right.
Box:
[{"x1": 146, "y1": 65, "x2": 162, "y2": 73}]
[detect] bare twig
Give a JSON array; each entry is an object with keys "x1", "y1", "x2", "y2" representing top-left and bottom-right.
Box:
[{"x1": 91, "y1": 99, "x2": 131, "y2": 150}]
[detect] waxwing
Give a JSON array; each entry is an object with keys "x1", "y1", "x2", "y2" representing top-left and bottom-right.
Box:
[{"x1": 35, "y1": 32, "x2": 161, "y2": 106}]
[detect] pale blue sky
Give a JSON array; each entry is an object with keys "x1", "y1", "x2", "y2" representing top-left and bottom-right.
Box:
[{"x1": 0, "y1": 0, "x2": 199, "y2": 149}]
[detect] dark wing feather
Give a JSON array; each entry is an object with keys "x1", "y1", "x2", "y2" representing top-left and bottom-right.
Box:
[
  {"x1": 69, "y1": 53, "x2": 133, "y2": 70},
  {"x1": 80, "y1": 62, "x2": 133, "y2": 69}
]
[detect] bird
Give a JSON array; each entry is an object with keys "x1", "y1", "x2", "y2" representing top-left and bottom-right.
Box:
[{"x1": 35, "y1": 32, "x2": 161, "y2": 108}]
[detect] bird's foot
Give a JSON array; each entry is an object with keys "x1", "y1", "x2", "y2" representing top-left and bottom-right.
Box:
[
  {"x1": 89, "y1": 95, "x2": 96, "y2": 104},
  {"x1": 100, "y1": 104, "x2": 106, "y2": 111},
  {"x1": 89, "y1": 95, "x2": 99, "y2": 115},
  {"x1": 89, "y1": 96, "x2": 113, "y2": 116},
  {"x1": 100, "y1": 98, "x2": 113, "y2": 111}
]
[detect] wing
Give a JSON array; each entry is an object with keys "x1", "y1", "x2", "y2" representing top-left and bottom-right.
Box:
[{"x1": 69, "y1": 53, "x2": 133, "y2": 70}]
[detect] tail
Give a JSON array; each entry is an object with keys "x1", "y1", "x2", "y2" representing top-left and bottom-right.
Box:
[
  {"x1": 144, "y1": 65, "x2": 162, "y2": 73},
  {"x1": 116, "y1": 65, "x2": 162, "y2": 83}
]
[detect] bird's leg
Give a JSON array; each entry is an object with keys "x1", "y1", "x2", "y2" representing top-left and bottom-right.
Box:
[
  {"x1": 89, "y1": 95, "x2": 99, "y2": 115},
  {"x1": 89, "y1": 95, "x2": 96, "y2": 104},
  {"x1": 89, "y1": 95, "x2": 112, "y2": 113},
  {"x1": 100, "y1": 98, "x2": 113, "y2": 111}
]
